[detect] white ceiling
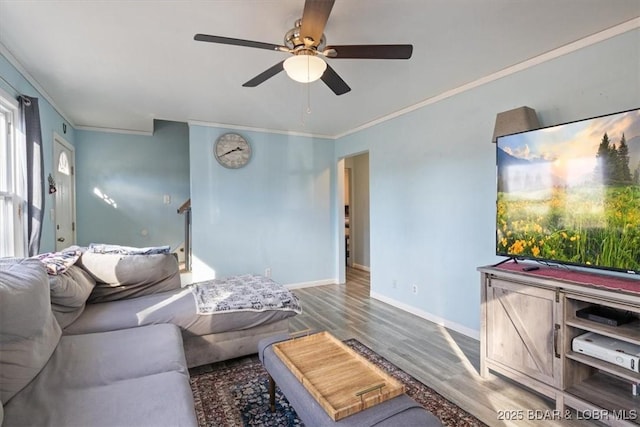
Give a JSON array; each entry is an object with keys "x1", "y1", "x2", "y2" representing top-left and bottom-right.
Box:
[{"x1": 0, "y1": 1, "x2": 639, "y2": 137}]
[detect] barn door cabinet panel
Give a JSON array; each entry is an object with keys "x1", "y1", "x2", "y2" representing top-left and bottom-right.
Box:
[
  {"x1": 486, "y1": 278, "x2": 562, "y2": 387},
  {"x1": 480, "y1": 272, "x2": 563, "y2": 406},
  {"x1": 479, "y1": 266, "x2": 640, "y2": 426}
]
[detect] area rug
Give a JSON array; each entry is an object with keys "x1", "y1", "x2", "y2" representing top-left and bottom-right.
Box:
[{"x1": 189, "y1": 339, "x2": 486, "y2": 427}]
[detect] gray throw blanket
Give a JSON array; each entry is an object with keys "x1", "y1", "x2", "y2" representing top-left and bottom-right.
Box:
[{"x1": 189, "y1": 274, "x2": 302, "y2": 315}]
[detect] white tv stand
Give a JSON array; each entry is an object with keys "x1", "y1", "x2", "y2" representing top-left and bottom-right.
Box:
[{"x1": 479, "y1": 264, "x2": 640, "y2": 426}]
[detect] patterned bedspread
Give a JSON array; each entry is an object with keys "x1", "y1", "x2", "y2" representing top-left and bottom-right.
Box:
[{"x1": 189, "y1": 274, "x2": 302, "y2": 315}]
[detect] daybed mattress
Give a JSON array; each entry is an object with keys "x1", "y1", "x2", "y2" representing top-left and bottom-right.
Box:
[{"x1": 63, "y1": 287, "x2": 297, "y2": 337}]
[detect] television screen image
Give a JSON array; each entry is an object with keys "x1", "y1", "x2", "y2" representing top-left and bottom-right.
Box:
[{"x1": 496, "y1": 108, "x2": 640, "y2": 274}]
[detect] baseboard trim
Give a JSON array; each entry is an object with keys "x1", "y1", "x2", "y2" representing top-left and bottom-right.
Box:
[
  {"x1": 370, "y1": 291, "x2": 480, "y2": 340},
  {"x1": 285, "y1": 278, "x2": 338, "y2": 290},
  {"x1": 352, "y1": 263, "x2": 371, "y2": 272}
]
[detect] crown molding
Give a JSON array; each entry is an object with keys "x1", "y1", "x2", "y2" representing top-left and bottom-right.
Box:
[
  {"x1": 188, "y1": 120, "x2": 335, "y2": 140},
  {"x1": 334, "y1": 17, "x2": 640, "y2": 140},
  {"x1": 75, "y1": 125, "x2": 153, "y2": 136}
]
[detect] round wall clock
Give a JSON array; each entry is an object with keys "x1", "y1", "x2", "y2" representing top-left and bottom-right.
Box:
[{"x1": 213, "y1": 133, "x2": 252, "y2": 169}]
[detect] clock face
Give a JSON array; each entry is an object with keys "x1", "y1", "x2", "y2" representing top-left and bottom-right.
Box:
[{"x1": 214, "y1": 133, "x2": 252, "y2": 169}]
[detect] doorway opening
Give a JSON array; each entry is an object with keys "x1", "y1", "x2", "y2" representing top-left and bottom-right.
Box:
[
  {"x1": 340, "y1": 152, "x2": 370, "y2": 282},
  {"x1": 53, "y1": 133, "x2": 76, "y2": 251}
]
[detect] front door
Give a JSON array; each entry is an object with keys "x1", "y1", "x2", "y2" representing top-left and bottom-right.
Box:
[{"x1": 53, "y1": 134, "x2": 76, "y2": 251}]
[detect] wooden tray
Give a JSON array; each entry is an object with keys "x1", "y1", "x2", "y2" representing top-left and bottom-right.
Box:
[{"x1": 273, "y1": 331, "x2": 405, "y2": 421}]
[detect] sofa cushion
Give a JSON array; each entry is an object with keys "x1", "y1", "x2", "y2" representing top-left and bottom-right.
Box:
[
  {"x1": 5, "y1": 371, "x2": 196, "y2": 427},
  {"x1": 42, "y1": 324, "x2": 188, "y2": 386},
  {"x1": 78, "y1": 252, "x2": 181, "y2": 302},
  {"x1": 3, "y1": 324, "x2": 197, "y2": 427},
  {"x1": 49, "y1": 265, "x2": 96, "y2": 328},
  {"x1": 0, "y1": 258, "x2": 62, "y2": 404}
]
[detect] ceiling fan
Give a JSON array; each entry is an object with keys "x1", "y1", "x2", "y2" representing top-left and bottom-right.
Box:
[{"x1": 194, "y1": 0, "x2": 413, "y2": 95}]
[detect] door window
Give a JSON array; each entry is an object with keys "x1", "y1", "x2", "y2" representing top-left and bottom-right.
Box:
[{"x1": 57, "y1": 151, "x2": 70, "y2": 175}]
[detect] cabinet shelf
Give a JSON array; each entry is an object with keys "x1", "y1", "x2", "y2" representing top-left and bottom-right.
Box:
[
  {"x1": 565, "y1": 372, "x2": 640, "y2": 425},
  {"x1": 566, "y1": 351, "x2": 640, "y2": 383},
  {"x1": 565, "y1": 294, "x2": 640, "y2": 345},
  {"x1": 566, "y1": 318, "x2": 640, "y2": 346}
]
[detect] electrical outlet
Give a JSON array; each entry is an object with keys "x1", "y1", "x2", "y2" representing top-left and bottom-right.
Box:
[
  {"x1": 412, "y1": 284, "x2": 418, "y2": 294},
  {"x1": 392, "y1": 280, "x2": 397, "y2": 289},
  {"x1": 265, "y1": 267, "x2": 271, "y2": 278}
]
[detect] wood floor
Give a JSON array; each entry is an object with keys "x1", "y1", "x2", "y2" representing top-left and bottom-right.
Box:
[{"x1": 289, "y1": 268, "x2": 599, "y2": 427}]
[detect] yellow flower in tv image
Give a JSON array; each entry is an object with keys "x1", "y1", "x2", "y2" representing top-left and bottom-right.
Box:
[{"x1": 508, "y1": 240, "x2": 525, "y2": 255}]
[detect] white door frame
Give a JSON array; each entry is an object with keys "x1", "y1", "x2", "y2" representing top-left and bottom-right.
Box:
[
  {"x1": 344, "y1": 167, "x2": 353, "y2": 268},
  {"x1": 336, "y1": 152, "x2": 371, "y2": 285},
  {"x1": 53, "y1": 132, "x2": 77, "y2": 249},
  {"x1": 337, "y1": 159, "x2": 346, "y2": 284}
]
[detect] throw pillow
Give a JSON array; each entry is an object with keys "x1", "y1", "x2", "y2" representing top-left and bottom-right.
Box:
[{"x1": 49, "y1": 265, "x2": 96, "y2": 328}]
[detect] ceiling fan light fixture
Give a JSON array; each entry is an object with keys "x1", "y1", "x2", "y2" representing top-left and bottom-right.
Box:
[{"x1": 283, "y1": 54, "x2": 327, "y2": 83}]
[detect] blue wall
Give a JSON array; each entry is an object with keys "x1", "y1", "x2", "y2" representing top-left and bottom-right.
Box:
[
  {"x1": 75, "y1": 120, "x2": 190, "y2": 249},
  {"x1": 0, "y1": 52, "x2": 75, "y2": 253},
  {"x1": 189, "y1": 126, "x2": 336, "y2": 286},
  {"x1": 335, "y1": 29, "x2": 640, "y2": 336}
]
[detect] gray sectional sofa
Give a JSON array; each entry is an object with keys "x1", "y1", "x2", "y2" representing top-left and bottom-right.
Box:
[{"x1": 0, "y1": 250, "x2": 297, "y2": 426}]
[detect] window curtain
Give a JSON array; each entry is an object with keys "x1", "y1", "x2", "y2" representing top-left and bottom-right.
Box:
[{"x1": 19, "y1": 95, "x2": 44, "y2": 256}]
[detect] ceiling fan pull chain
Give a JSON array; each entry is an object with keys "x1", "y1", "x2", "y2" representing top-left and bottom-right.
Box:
[
  {"x1": 306, "y1": 56, "x2": 312, "y2": 115},
  {"x1": 299, "y1": 84, "x2": 306, "y2": 126},
  {"x1": 307, "y1": 79, "x2": 312, "y2": 115}
]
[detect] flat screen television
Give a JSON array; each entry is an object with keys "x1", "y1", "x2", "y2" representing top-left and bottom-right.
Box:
[{"x1": 496, "y1": 107, "x2": 640, "y2": 274}]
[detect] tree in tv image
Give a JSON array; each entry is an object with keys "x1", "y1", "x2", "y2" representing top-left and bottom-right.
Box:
[
  {"x1": 496, "y1": 108, "x2": 640, "y2": 272},
  {"x1": 595, "y1": 132, "x2": 634, "y2": 184}
]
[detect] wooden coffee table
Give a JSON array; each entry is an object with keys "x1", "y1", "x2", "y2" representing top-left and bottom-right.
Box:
[{"x1": 269, "y1": 331, "x2": 405, "y2": 421}]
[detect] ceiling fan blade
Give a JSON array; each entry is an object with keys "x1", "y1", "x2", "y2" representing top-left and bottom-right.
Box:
[
  {"x1": 321, "y1": 64, "x2": 350, "y2": 95},
  {"x1": 325, "y1": 44, "x2": 413, "y2": 59},
  {"x1": 242, "y1": 61, "x2": 285, "y2": 87},
  {"x1": 194, "y1": 34, "x2": 287, "y2": 52},
  {"x1": 300, "y1": 0, "x2": 335, "y2": 46}
]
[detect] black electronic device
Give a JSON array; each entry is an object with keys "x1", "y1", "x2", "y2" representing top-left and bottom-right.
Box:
[{"x1": 576, "y1": 306, "x2": 636, "y2": 327}]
